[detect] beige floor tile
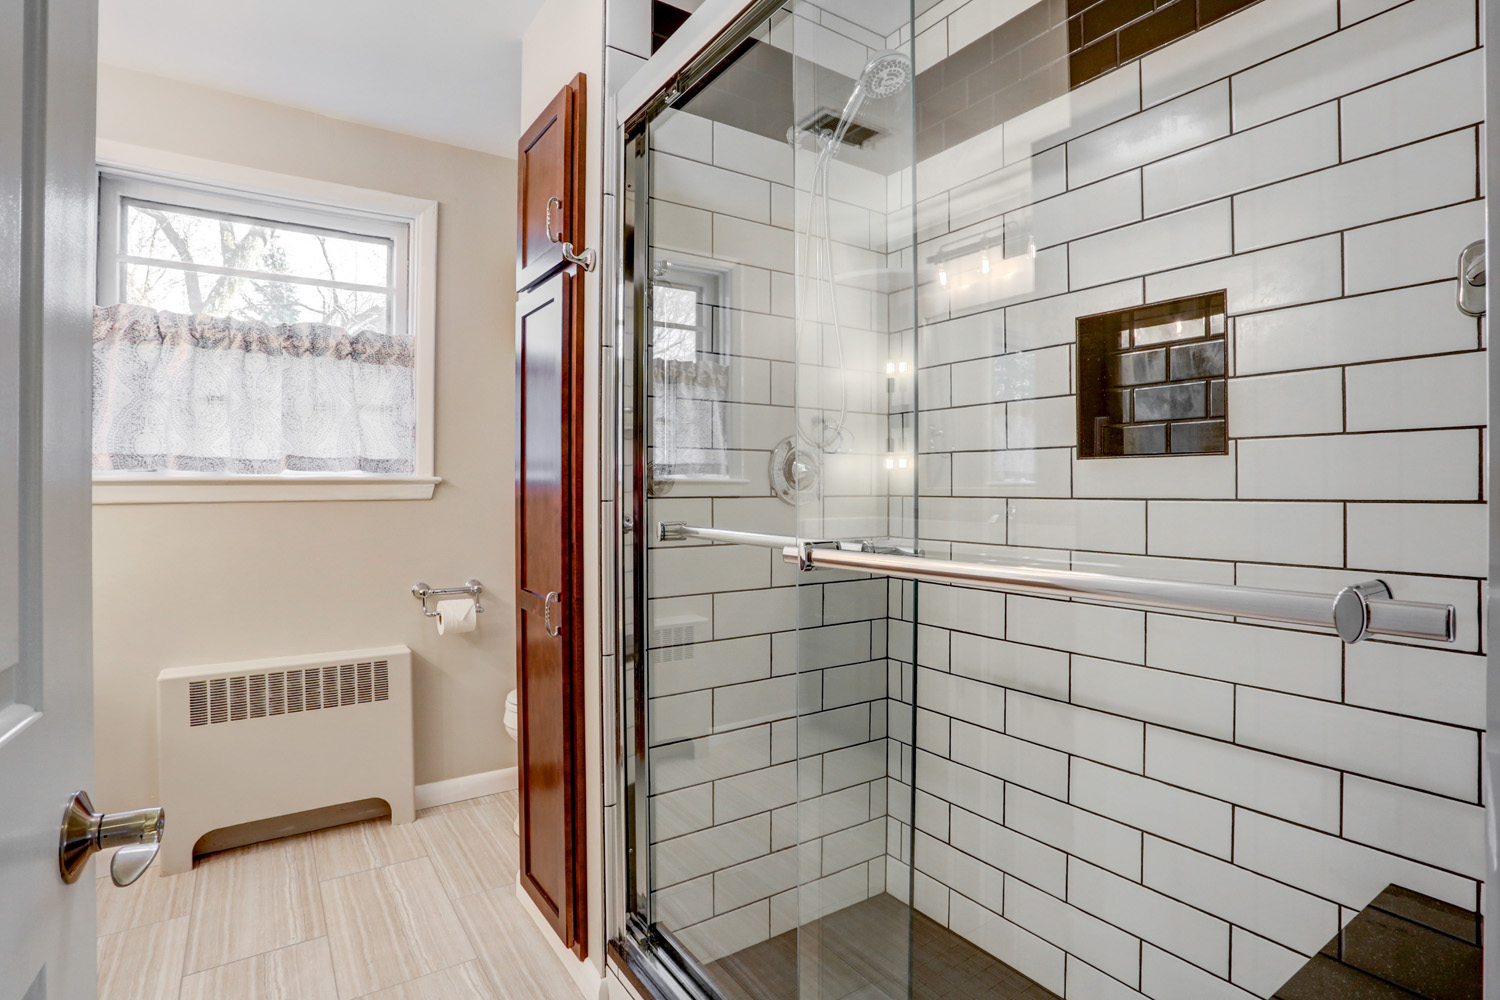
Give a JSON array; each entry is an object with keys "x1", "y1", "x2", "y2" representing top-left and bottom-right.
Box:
[
  {"x1": 361, "y1": 961, "x2": 496, "y2": 1000},
  {"x1": 311, "y1": 816, "x2": 427, "y2": 881},
  {"x1": 415, "y1": 797, "x2": 519, "y2": 899},
  {"x1": 454, "y1": 886, "x2": 580, "y2": 1000},
  {"x1": 96, "y1": 866, "x2": 196, "y2": 936},
  {"x1": 97, "y1": 915, "x2": 190, "y2": 1000},
  {"x1": 185, "y1": 837, "x2": 326, "y2": 974},
  {"x1": 320, "y1": 856, "x2": 476, "y2": 999},
  {"x1": 178, "y1": 938, "x2": 339, "y2": 1000},
  {"x1": 495, "y1": 791, "x2": 519, "y2": 826}
]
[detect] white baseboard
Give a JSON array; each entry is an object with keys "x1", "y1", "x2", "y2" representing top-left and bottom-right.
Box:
[{"x1": 414, "y1": 766, "x2": 519, "y2": 811}]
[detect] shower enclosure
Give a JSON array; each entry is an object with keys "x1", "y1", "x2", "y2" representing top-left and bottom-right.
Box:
[{"x1": 612, "y1": 1, "x2": 1489, "y2": 998}]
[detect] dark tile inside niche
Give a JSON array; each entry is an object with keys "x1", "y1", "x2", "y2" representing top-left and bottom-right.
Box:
[{"x1": 1078, "y1": 291, "x2": 1229, "y2": 459}]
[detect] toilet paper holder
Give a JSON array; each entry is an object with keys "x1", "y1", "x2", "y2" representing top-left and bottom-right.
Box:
[{"x1": 411, "y1": 580, "x2": 485, "y2": 618}]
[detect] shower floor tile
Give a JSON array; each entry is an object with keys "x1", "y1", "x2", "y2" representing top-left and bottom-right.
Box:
[{"x1": 704, "y1": 894, "x2": 1063, "y2": 1000}]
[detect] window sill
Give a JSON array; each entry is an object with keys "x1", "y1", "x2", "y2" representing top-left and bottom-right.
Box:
[{"x1": 92, "y1": 475, "x2": 442, "y2": 505}]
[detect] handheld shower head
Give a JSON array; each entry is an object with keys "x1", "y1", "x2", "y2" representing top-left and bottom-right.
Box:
[
  {"x1": 829, "y1": 49, "x2": 914, "y2": 149},
  {"x1": 858, "y1": 49, "x2": 914, "y2": 99}
]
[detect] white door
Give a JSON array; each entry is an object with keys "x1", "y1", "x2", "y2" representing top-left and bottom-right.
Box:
[{"x1": 0, "y1": 0, "x2": 101, "y2": 997}]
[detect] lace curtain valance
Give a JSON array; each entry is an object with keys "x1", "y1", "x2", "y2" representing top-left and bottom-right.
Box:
[
  {"x1": 652, "y1": 357, "x2": 731, "y2": 480},
  {"x1": 92, "y1": 303, "x2": 416, "y2": 474}
]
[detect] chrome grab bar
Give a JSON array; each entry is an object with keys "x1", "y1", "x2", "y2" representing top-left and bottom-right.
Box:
[
  {"x1": 656, "y1": 521, "x2": 1455, "y2": 644},
  {"x1": 776, "y1": 545, "x2": 1455, "y2": 646}
]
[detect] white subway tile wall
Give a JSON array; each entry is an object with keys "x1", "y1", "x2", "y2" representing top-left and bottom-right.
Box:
[
  {"x1": 890, "y1": 0, "x2": 1485, "y2": 997},
  {"x1": 618, "y1": 0, "x2": 1487, "y2": 994}
]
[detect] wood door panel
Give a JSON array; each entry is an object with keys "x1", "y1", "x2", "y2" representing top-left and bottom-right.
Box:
[
  {"x1": 517, "y1": 75, "x2": 586, "y2": 291},
  {"x1": 514, "y1": 266, "x2": 587, "y2": 955}
]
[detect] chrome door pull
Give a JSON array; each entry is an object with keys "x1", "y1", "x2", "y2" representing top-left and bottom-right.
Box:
[
  {"x1": 1458, "y1": 240, "x2": 1485, "y2": 316},
  {"x1": 544, "y1": 591, "x2": 563, "y2": 637},
  {"x1": 545, "y1": 196, "x2": 598, "y2": 272},
  {"x1": 59, "y1": 790, "x2": 165, "y2": 886}
]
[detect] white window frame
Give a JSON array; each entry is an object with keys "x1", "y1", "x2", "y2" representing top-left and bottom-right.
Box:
[{"x1": 91, "y1": 139, "x2": 440, "y2": 504}]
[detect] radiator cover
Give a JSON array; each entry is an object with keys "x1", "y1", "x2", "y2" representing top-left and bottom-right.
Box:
[{"x1": 156, "y1": 645, "x2": 415, "y2": 874}]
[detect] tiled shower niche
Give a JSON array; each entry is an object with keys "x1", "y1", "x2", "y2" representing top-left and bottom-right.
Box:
[{"x1": 1077, "y1": 291, "x2": 1228, "y2": 458}]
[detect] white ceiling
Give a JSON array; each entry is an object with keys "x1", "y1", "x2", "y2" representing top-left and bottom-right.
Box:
[{"x1": 98, "y1": 0, "x2": 549, "y2": 155}]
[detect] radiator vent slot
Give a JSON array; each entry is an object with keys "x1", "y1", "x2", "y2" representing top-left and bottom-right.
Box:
[
  {"x1": 186, "y1": 660, "x2": 392, "y2": 726},
  {"x1": 188, "y1": 682, "x2": 209, "y2": 727}
]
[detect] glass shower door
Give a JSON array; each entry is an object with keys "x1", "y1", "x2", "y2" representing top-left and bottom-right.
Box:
[{"x1": 630, "y1": 2, "x2": 923, "y2": 997}]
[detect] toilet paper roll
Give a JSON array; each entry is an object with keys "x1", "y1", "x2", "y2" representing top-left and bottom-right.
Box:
[{"x1": 435, "y1": 598, "x2": 477, "y2": 635}]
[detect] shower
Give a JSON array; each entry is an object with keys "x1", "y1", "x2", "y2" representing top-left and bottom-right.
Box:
[{"x1": 790, "y1": 48, "x2": 913, "y2": 457}]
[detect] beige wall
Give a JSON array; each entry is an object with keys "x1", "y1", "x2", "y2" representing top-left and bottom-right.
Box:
[{"x1": 92, "y1": 65, "x2": 518, "y2": 812}]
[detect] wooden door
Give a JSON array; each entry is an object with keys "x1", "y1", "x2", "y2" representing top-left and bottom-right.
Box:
[
  {"x1": 514, "y1": 76, "x2": 588, "y2": 957},
  {"x1": 0, "y1": 0, "x2": 101, "y2": 995},
  {"x1": 517, "y1": 76, "x2": 585, "y2": 290}
]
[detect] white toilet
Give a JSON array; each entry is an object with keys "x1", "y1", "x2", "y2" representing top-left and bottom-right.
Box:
[{"x1": 503, "y1": 688, "x2": 519, "y2": 834}]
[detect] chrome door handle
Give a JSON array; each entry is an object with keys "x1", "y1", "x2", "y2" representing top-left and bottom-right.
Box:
[
  {"x1": 1459, "y1": 240, "x2": 1485, "y2": 316},
  {"x1": 59, "y1": 790, "x2": 165, "y2": 887},
  {"x1": 545, "y1": 196, "x2": 597, "y2": 272},
  {"x1": 543, "y1": 591, "x2": 563, "y2": 637}
]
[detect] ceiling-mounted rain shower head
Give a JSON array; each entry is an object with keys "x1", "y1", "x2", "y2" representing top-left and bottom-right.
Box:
[{"x1": 858, "y1": 49, "x2": 914, "y2": 100}]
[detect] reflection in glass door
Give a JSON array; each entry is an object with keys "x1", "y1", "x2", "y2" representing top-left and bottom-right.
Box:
[{"x1": 620, "y1": 0, "x2": 1488, "y2": 998}]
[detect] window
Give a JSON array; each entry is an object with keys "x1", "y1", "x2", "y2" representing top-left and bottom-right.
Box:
[
  {"x1": 650, "y1": 261, "x2": 737, "y2": 483},
  {"x1": 91, "y1": 144, "x2": 437, "y2": 502}
]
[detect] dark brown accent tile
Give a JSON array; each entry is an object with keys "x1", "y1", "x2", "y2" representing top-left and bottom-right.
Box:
[
  {"x1": 651, "y1": 0, "x2": 692, "y2": 54},
  {"x1": 1070, "y1": 34, "x2": 1119, "y2": 86},
  {"x1": 1078, "y1": 0, "x2": 1156, "y2": 45},
  {"x1": 1118, "y1": 0, "x2": 1197, "y2": 62},
  {"x1": 1197, "y1": 0, "x2": 1264, "y2": 27}
]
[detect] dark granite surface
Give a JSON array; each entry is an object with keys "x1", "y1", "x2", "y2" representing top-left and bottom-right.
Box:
[{"x1": 1274, "y1": 885, "x2": 1481, "y2": 1000}]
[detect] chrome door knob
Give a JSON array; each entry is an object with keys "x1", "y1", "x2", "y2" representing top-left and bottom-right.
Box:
[{"x1": 59, "y1": 790, "x2": 165, "y2": 886}]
